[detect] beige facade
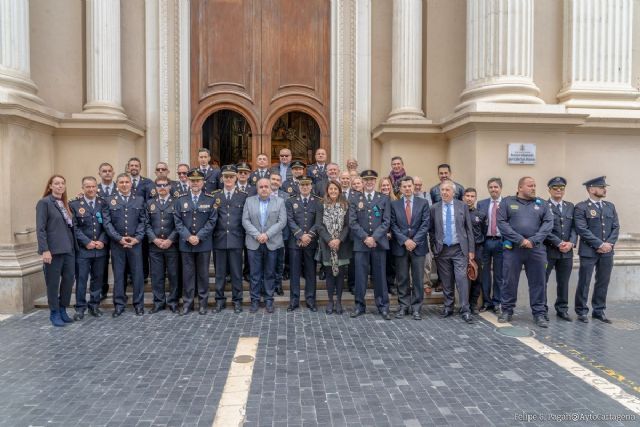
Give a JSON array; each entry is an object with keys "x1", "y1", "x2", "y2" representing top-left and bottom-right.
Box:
[{"x1": 0, "y1": 0, "x2": 639, "y2": 312}]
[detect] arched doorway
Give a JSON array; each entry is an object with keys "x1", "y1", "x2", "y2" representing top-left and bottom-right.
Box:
[
  {"x1": 201, "y1": 109, "x2": 252, "y2": 166},
  {"x1": 270, "y1": 111, "x2": 320, "y2": 165}
]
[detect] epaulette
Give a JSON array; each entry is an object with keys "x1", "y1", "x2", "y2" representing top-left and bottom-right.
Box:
[
  {"x1": 204, "y1": 192, "x2": 216, "y2": 198},
  {"x1": 211, "y1": 189, "x2": 223, "y2": 195}
]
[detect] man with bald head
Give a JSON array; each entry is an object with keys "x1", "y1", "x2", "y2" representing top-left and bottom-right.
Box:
[{"x1": 270, "y1": 148, "x2": 294, "y2": 181}]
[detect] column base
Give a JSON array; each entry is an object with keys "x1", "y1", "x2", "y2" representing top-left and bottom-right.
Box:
[
  {"x1": 0, "y1": 243, "x2": 44, "y2": 314},
  {"x1": 82, "y1": 101, "x2": 127, "y2": 119},
  {"x1": 386, "y1": 107, "x2": 429, "y2": 122},
  {"x1": 0, "y1": 71, "x2": 43, "y2": 105},
  {"x1": 558, "y1": 86, "x2": 640, "y2": 110},
  {"x1": 456, "y1": 79, "x2": 544, "y2": 111}
]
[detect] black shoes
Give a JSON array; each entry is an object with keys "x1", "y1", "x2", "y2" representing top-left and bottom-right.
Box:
[
  {"x1": 325, "y1": 302, "x2": 334, "y2": 314},
  {"x1": 234, "y1": 304, "x2": 243, "y2": 314},
  {"x1": 213, "y1": 304, "x2": 224, "y2": 313},
  {"x1": 168, "y1": 305, "x2": 178, "y2": 313},
  {"x1": 135, "y1": 307, "x2": 144, "y2": 316},
  {"x1": 593, "y1": 313, "x2": 612, "y2": 324},
  {"x1": 395, "y1": 309, "x2": 406, "y2": 319},
  {"x1": 88, "y1": 307, "x2": 103, "y2": 318},
  {"x1": 534, "y1": 316, "x2": 548, "y2": 328},
  {"x1": 440, "y1": 309, "x2": 454, "y2": 318},
  {"x1": 250, "y1": 303, "x2": 259, "y2": 313},
  {"x1": 275, "y1": 287, "x2": 284, "y2": 296},
  {"x1": 112, "y1": 308, "x2": 124, "y2": 318},
  {"x1": 461, "y1": 313, "x2": 474, "y2": 323},
  {"x1": 73, "y1": 310, "x2": 85, "y2": 321},
  {"x1": 150, "y1": 305, "x2": 165, "y2": 314},
  {"x1": 381, "y1": 311, "x2": 391, "y2": 321},
  {"x1": 181, "y1": 307, "x2": 191, "y2": 316},
  {"x1": 577, "y1": 314, "x2": 589, "y2": 323},
  {"x1": 497, "y1": 312, "x2": 512, "y2": 323},
  {"x1": 334, "y1": 302, "x2": 343, "y2": 315},
  {"x1": 412, "y1": 311, "x2": 422, "y2": 320},
  {"x1": 287, "y1": 304, "x2": 298, "y2": 312},
  {"x1": 199, "y1": 306, "x2": 208, "y2": 315},
  {"x1": 306, "y1": 302, "x2": 317, "y2": 312},
  {"x1": 266, "y1": 304, "x2": 274, "y2": 314},
  {"x1": 350, "y1": 309, "x2": 365, "y2": 318},
  {"x1": 557, "y1": 312, "x2": 572, "y2": 322}
]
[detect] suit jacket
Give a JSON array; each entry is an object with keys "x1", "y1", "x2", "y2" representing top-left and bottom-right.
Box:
[
  {"x1": 390, "y1": 196, "x2": 430, "y2": 257},
  {"x1": 199, "y1": 166, "x2": 221, "y2": 194},
  {"x1": 242, "y1": 195, "x2": 287, "y2": 250},
  {"x1": 574, "y1": 199, "x2": 619, "y2": 258},
  {"x1": 211, "y1": 189, "x2": 247, "y2": 249},
  {"x1": 97, "y1": 182, "x2": 116, "y2": 201},
  {"x1": 249, "y1": 169, "x2": 272, "y2": 187},
  {"x1": 270, "y1": 163, "x2": 293, "y2": 181},
  {"x1": 70, "y1": 197, "x2": 108, "y2": 258},
  {"x1": 429, "y1": 199, "x2": 475, "y2": 257},
  {"x1": 349, "y1": 191, "x2": 391, "y2": 251},
  {"x1": 544, "y1": 199, "x2": 577, "y2": 259},
  {"x1": 171, "y1": 180, "x2": 191, "y2": 199},
  {"x1": 130, "y1": 176, "x2": 154, "y2": 201},
  {"x1": 429, "y1": 181, "x2": 465, "y2": 204},
  {"x1": 36, "y1": 195, "x2": 76, "y2": 255},
  {"x1": 145, "y1": 197, "x2": 178, "y2": 251},
  {"x1": 173, "y1": 193, "x2": 217, "y2": 252}
]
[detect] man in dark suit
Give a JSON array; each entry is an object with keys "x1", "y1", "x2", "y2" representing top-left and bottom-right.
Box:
[
  {"x1": 127, "y1": 157, "x2": 154, "y2": 283},
  {"x1": 196, "y1": 148, "x2": 221, "y2": 193},
  {"x1": 97, "y1": 162, "x2": 116, "y2": 300},
  {"x1": 286, "y1": 176, "x2": 320, "y2": 311},
  {"x1": 70, "y1": 176, "x2": 109, "y2": 319},
  {"x1": 544, "y1": 176, "x2": 577, "y2": 321},
  {"x1": 103, "y1": 173, "x2": 147, "y2": 317},
  {"x1": 249, "y1": 153, "x2": 272, "y2": 187},
  {"x1": 429, "y1": 164, "x2": 464, "y2": 203},
  {"x1": 146, "y1": 177, "x2": 179, "y2": 313},
  {"x1": 270, "y1": 148, "x2": 294, "y2": 181},
  {"x1": 211, "y1": 165, "x2": 248, "y2": 314},
  {"x1": 429, "y1": 179, "x2": 476, "y2": 323},
  {"x1": 574, "y1": 176, "x2": 619, "y2": 323},
  {"x1": 463, "y1": 187, "x2": 487, "y2": 314},
  {"x1": 174, "y1": 169, "x2": 218, "y2": 315},
  {"x1": 390, "y1": 176, "x2": 430, "y2": 320},
  {"x1": 497, "y1": 177, "x2": 553, "y2": 327},
  {"x1": 477, "y1": 177, "x2": 504, "y2": 313},
  {"x1": 349, "y1": 170, "x2": 391, "y2": 320}
]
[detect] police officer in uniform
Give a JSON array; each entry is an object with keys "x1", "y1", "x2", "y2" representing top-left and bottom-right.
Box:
[
  {"x1": 497, "y1": 177, "x2": 553, "y2": 327},
  {"x1": 282, "y1": 160, "x2": 307, "y2": 197},
  {"x1": 172, "y1": 163, "x2": 191, "y2": 197},
  {"x1": 196, "y1": 148, "x2": 222, "y2": 193},
  {"x1": 544, "y1": 176, "x2": 577, "y2": 322},
  {"x1": 285, "y1": 176, "x2": 320, "y2": 311},
  {"x1": 103, "y1": 173, "x2": 147, "y2": 317},
  {"x1": 236, "y1": 162, "x2": 256, "y2": 196},
  {"x1": 174, "y1": 169, "x2": 218, "y2": 315},
  {"x1": 574, "y1": 176, "x2": 619, "y2": 323},
  {"x1": 249, "y1": 153, "x2": 272, "y2": 187},
  {"x1": 211, "y1": 165, "x2": 247, "y2": 314},
  {"x1": 349, "y1": 170, "x2": 391, "y2": 319},
  {"x1": 70, "y1": 176, "x2": 108, "y2": 319},
  {"x1": 146, "y1": 177, "x2": 179, "y2": 313},
  {"x1": 97, "y1": 162, "x2": 116, "y2": 301}
]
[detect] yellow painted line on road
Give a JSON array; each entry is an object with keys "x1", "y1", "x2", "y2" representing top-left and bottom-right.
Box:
[
  {"x1": 212, "y1": 337, "x2": 259, "y2": 427},
  {"x1": 480, "y1": 312, "x2": 640, "y2": 415}
]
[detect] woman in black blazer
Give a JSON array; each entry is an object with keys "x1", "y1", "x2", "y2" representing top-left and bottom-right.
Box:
[
  {"x1": 315, "y1": 180, "x2": 351, "y2": 314},
  {"x1": 36, "y1": 175, "x2": 76, "y2": 326}
]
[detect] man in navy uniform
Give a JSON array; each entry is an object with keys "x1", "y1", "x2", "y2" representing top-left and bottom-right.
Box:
[
  {"x1": 477, "y1": 177, "x2": 504, "y2": 313},
  {"x1": 544, "y1": 176, "x2": 577, "y2": 322},
  {"x1": 146, "y1": 177, "x2": 179, "y2": 313},
  {"x1": 196, "y1": 148, "x2": 221, "y2": 193},
  {"x1": 574, "y1": 176, "x2": 619, "y2": 323},
  {"x1": 174, "y1": 169, "x2": 218, "y2": 315},
  {"x1": 286, "y1": 176, "x2": 320, "y2": 311},
  {"x1": 249, "y1": 153, "x2": 272, "y2": 186},
  {"x1": 211, "y1": 165, "x2": 248, "y2": 314},
  {"x1": 282, "y1": 160, "x2": 306, "y2": 197},
  {"x1": 497, "y1": 177, "x2": 553, "y2": 327},
  {"x1": 236, "y1": 162, "x2": 256, "y2": 196},
  {"x1": 171, "y1": 163, "x2": 191, "y2": 198},
  {"x1": 390, "y1": 176, "x2": 430, "y2": 320},
  {"x1": 307, "y1": 148, "x2": 328, "y2": 183},
  {"x1": 127, "y1": 157, "x2": 154, "y2": 201},
  {"x1": 349, "y1": 170, "x2": 391, "y2": 320},
  {"x1": 70, "y1": 176, "x2": 109, "y2": 319},
  {"x1": 97, "y1": 162, "x2": 115, "y2": 300},
  {"x1": 463, "y1": 187, "x2": 487, "y2": 314},
  {"x1": 103, "y1": 173, "x2": 147, "y2": 317}
]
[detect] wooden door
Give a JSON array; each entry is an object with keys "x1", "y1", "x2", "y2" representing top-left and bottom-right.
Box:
[{"x1": 190, "y1": 0, "x2": 330, "y2": 166}]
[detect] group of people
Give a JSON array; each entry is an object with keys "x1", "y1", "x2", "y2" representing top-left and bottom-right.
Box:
[{"x1": 36, "y1": 148, "x2": 619, "y2": 328}]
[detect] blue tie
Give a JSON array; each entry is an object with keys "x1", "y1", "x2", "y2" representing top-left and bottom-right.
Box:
[{"x1": 444, "y1": 203, "x2": 453, "y2": 245}]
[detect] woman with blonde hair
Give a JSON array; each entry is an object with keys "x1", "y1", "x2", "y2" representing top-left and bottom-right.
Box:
[
  {"x1": 36, "y1": 175, "x2": 76, "y2": 326},
  {"x1": 379, "y1": 176, "x2": 397, "y2": 295}
]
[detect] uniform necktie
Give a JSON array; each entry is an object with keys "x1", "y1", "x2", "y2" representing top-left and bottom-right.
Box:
[
  {"x1": 123, "y1": 196, "x2": 128, "y2": 204},
  {"x1": 132, "y1": 179, "x2": 137, "y2": 191},
  {"x1": 182, "y1": 184, "x2": 187, "y2": 192},
  {"x1": 226, "y1": 192, "x2": 231, "y2": 201},
  {"x1": 104, "y1": 186, "x2": 110, "y2": 197},
  {"x1": 598, "y1": 201, "x2": 603, "y2": 210},
  {"x1": 444, "y1": 203, "x2": 453, "y2": 246},
  {"x1": 558, "y1": 202, "x2": 563, "y2": 215},
  {"x1": 160, "y1": 199, "x2": 165, "y2": 207},
  {"x1": 240, "y1": 185, "x2": 245, "y2": 192},
  {"x1": 192, "y1": 195, "x2": 198, "y2": 205},
  {"x1": 303, "y1": 198, "x2": 308, "y2": 208},
  {"x1": 405, "y1": 199, "x2": 411, "y2": 223},
  {"x1": 89, "y1": 200, "x2": 94, "y2": 210},
  {"x1": 490, "y1": 200, "x2": 498, "y2": 236},
  {"x1": 367, "y1": 193, "x2": 372, "y2": 202}
]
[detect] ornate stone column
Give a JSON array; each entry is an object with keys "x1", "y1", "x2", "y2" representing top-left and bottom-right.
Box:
[
  {"x1": 387, "y1": 0, "x2": 425, "y2": 121},
  {"x1": 0, "y1": 0, "x2": 41, "y2": 103},
  {"x1": 83, "y1": 0, "x2": 126, "y2": 117},
  {"x1": 558, "y1": 0, "x2": 639, "y2": 109},
  {"x1": 457, "y1": 0, "x2": 543, "y2": 110}
]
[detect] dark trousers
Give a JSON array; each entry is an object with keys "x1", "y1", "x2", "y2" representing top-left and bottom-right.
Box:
[
  {"x1": 545, "y1": 256, "x2": 573, "y2": 314},
  {"x1": 214, "y1": 248, "x2": 244, "y2": 305},
  {"x1": 142, "y1": 237, "x2": 150, "y2": 279},
  {"x1": 43, "y1": 252, "x2": 75, "y2": 311},
  {"x1": 481, "y1": 238, "x2": 503, "y2": 308},
  {"x1": 248, "y1": 244, "x2": 278, "y2": 305},
  {"x1": 111, "y1": 243, "x2": 144, "y2": 310},
  {"x1": 75, "y1": 256, "x2": 106, "y2": 311},
  {"x1": 289, "y1": 246, "x2": 317, "y2": 306},
  {"x1": 394, "y1": 252, "x2": 426, "y2": 313},
  {"x1": 435, "y1": 244, "x2": 470, "y2": 314},
  {"x1": 575, "y1": 255, "x2": 613, "y2": 316},
  {"x1": 274, "y1": 247, "x2": 285, "y2": 292},
  {"x1": 469, "y1": 245, "x2": 484, "y2": 309},
  {"x1": 101, "y1": 246, "x2": 110, "y2": 297},
  {"x1": 386, "y1": 249, "x2": 396, "y2": 292},
  {"x1": 181, "y1": 251, "x2": 211, "y2": 309},
  {"x1": 325, "y1": 265, "x2": 345, "y2": 301},
  {"x1": 501, "y1": 246, "x2": 546, "y2": 316},
  {"x1": 347, "y1": 256, "x2": 355, "y2": 291},
  {"x1": 354, "y1": 250, "x2": 389, "y2": 312},
  {"x1": 149, "y1": 249, "x2": 179, "y2": 307}
]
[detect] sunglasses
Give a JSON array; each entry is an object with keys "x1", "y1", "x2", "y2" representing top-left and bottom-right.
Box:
[
  {"x1": 280, "y1": 154, "x2": 290, "y2": 157},
  {"x1": 156, "y1": 183, "x2": 169, "y2": 188},
  {"x1": 550, "y1": 185, "x2": 566, "y2": 190},
  {"x1": 156, "y1": 168, "x2": 168, "y2": 171}
]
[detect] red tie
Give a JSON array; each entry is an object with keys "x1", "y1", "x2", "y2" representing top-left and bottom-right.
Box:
[
  {"x1": 405, "y1": 199, "x2": 412, "y2": 223},
  {"x1": 490, "y1": 200, "x2": 498, "y2": 236}
]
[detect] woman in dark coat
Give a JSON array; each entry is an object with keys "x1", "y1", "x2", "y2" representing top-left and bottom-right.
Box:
[
  {"x1": 315, "y1": 180, "x2": 351, "y2": 314},
  {"x1": 36, "y1": 175, "x2": 76, "y2": 326}
]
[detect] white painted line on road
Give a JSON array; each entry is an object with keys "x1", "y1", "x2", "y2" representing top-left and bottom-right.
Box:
[
  {"x1": 480, "y1": 312, "x2": 640, "y2": 415},
  {"x1": 212, "y1": 337, "x2": 259, "y2": 427}
]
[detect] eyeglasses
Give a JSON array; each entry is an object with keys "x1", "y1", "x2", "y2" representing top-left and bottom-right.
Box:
[
  {"x1": 550, "y1": 185, "x2": 566, "y2": 190},
  {"x1": 280, "y1": 154, "x2": 290, "y2": 157},
  {"x1": 177, "y1": 172, "x2": 188, "y2": 176},
  {"x1": 156, "y1": 183, "x2": 169, "y2": 188},
  {"x1": 156, "y1": 168, "x2": 167, "y2": 172}
]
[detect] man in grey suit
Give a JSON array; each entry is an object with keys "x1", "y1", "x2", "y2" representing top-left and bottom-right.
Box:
[
  {"x1": 429, "y1": 180, "x2": 476, "y2": 323},
  {"x1": 242, "y1": 178, "x2": 288, "y2": 313}
]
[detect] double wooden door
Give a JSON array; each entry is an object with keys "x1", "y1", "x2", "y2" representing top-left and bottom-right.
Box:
[{"x1": 190, "y1": 0, "x2": 331, "y2": 165}]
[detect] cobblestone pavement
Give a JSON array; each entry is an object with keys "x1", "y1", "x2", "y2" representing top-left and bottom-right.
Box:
[{"x1": 0, "y1": 303, "x2": 638, "y2": 427}]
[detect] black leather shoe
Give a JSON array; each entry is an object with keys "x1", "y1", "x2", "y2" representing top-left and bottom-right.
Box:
[
  {"x1": 234, "y1": 304, "x2": 242, "y2": 314},
  {"x1": 412, "y1": 311, "x2": 422, "y2": 320},
  {"x1": 544, "y1": 313, "x2": 550, "y2": 321},
  {"x1": 593, "y1": 313, "x2": 612, "y2": 324},
  {"x1": 335, "y1": 302, "x2": 343, "y2": 314},
  {"x1": 307, "y1": 303, "x2": 318, "y2": 312},
  {"x1": 395, "y1": 310, "x2": 405, "y2": 319},
  {"x1": 73, "y1": 311, "x2": 85, "y2": 321},
  {"x1": 350, "y1": 309, "x2": 364, "y2": 318},
  {"x1": 168, "y1": 305, "x2": 177, "y2": 313},
  {"x1": 461, "y1": 313, "x2": 474, "y2": 323},
  {"x1": 318, "y1": 270, "x2": 326, "y2": 281},
  {"x1": 266, "y1": 305, "x2": 274, "y2": 314},
  {"x1": 470, "y1": 307, "x2": 480, "y2": 315},
  {"x1": 213, "y1": 304, "x2": 224, "y2": 313},
  {"x1": 249, "y1": 303, "x2": 259, "y2": 313},
  {"x1": 440, "y1": 309, "x2": 454, "y2": 318},
  {"x1": 150, "y1": 305, "x2": 164, "y2": 314},
  {"x1": 180, "y1": 307, "x2": 191, "y2": 316},
  {"x1": 577, "y1": 314, "x2": 589, "y2": 323},
  {"x1": 88, "y1": 307, "x2": 102, "y2": 317},
  {"x1": 286, "y1": 304, "x2": 298, "y2": 312},
  {"x1": 497, "y1": 312, "x2": 512, "y2": 323},
  {"x1": 381, "y1": 311, "x2": 391, "y2": 321},
  {"x1": 325, "y1": 302, "x2": 334, "y2": 314},
  {"x1": 557, "y1": 312, "x2": 572, "y2": 321},
  {"x1": 198, "y1": 306, "x2": 207, "y2": 315},
  {"x1": 135, "y1": 307, "x2": 144, "y2": 316},
  {"x1": 534, "y1": 316, "x2": 548, "y2": 328},
  {"x1": 112, "y1": 308, "x2": 124, "y2": 318},
  {"x1": 100, "y1": 293, "x2": 108, "y2": 302}
]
